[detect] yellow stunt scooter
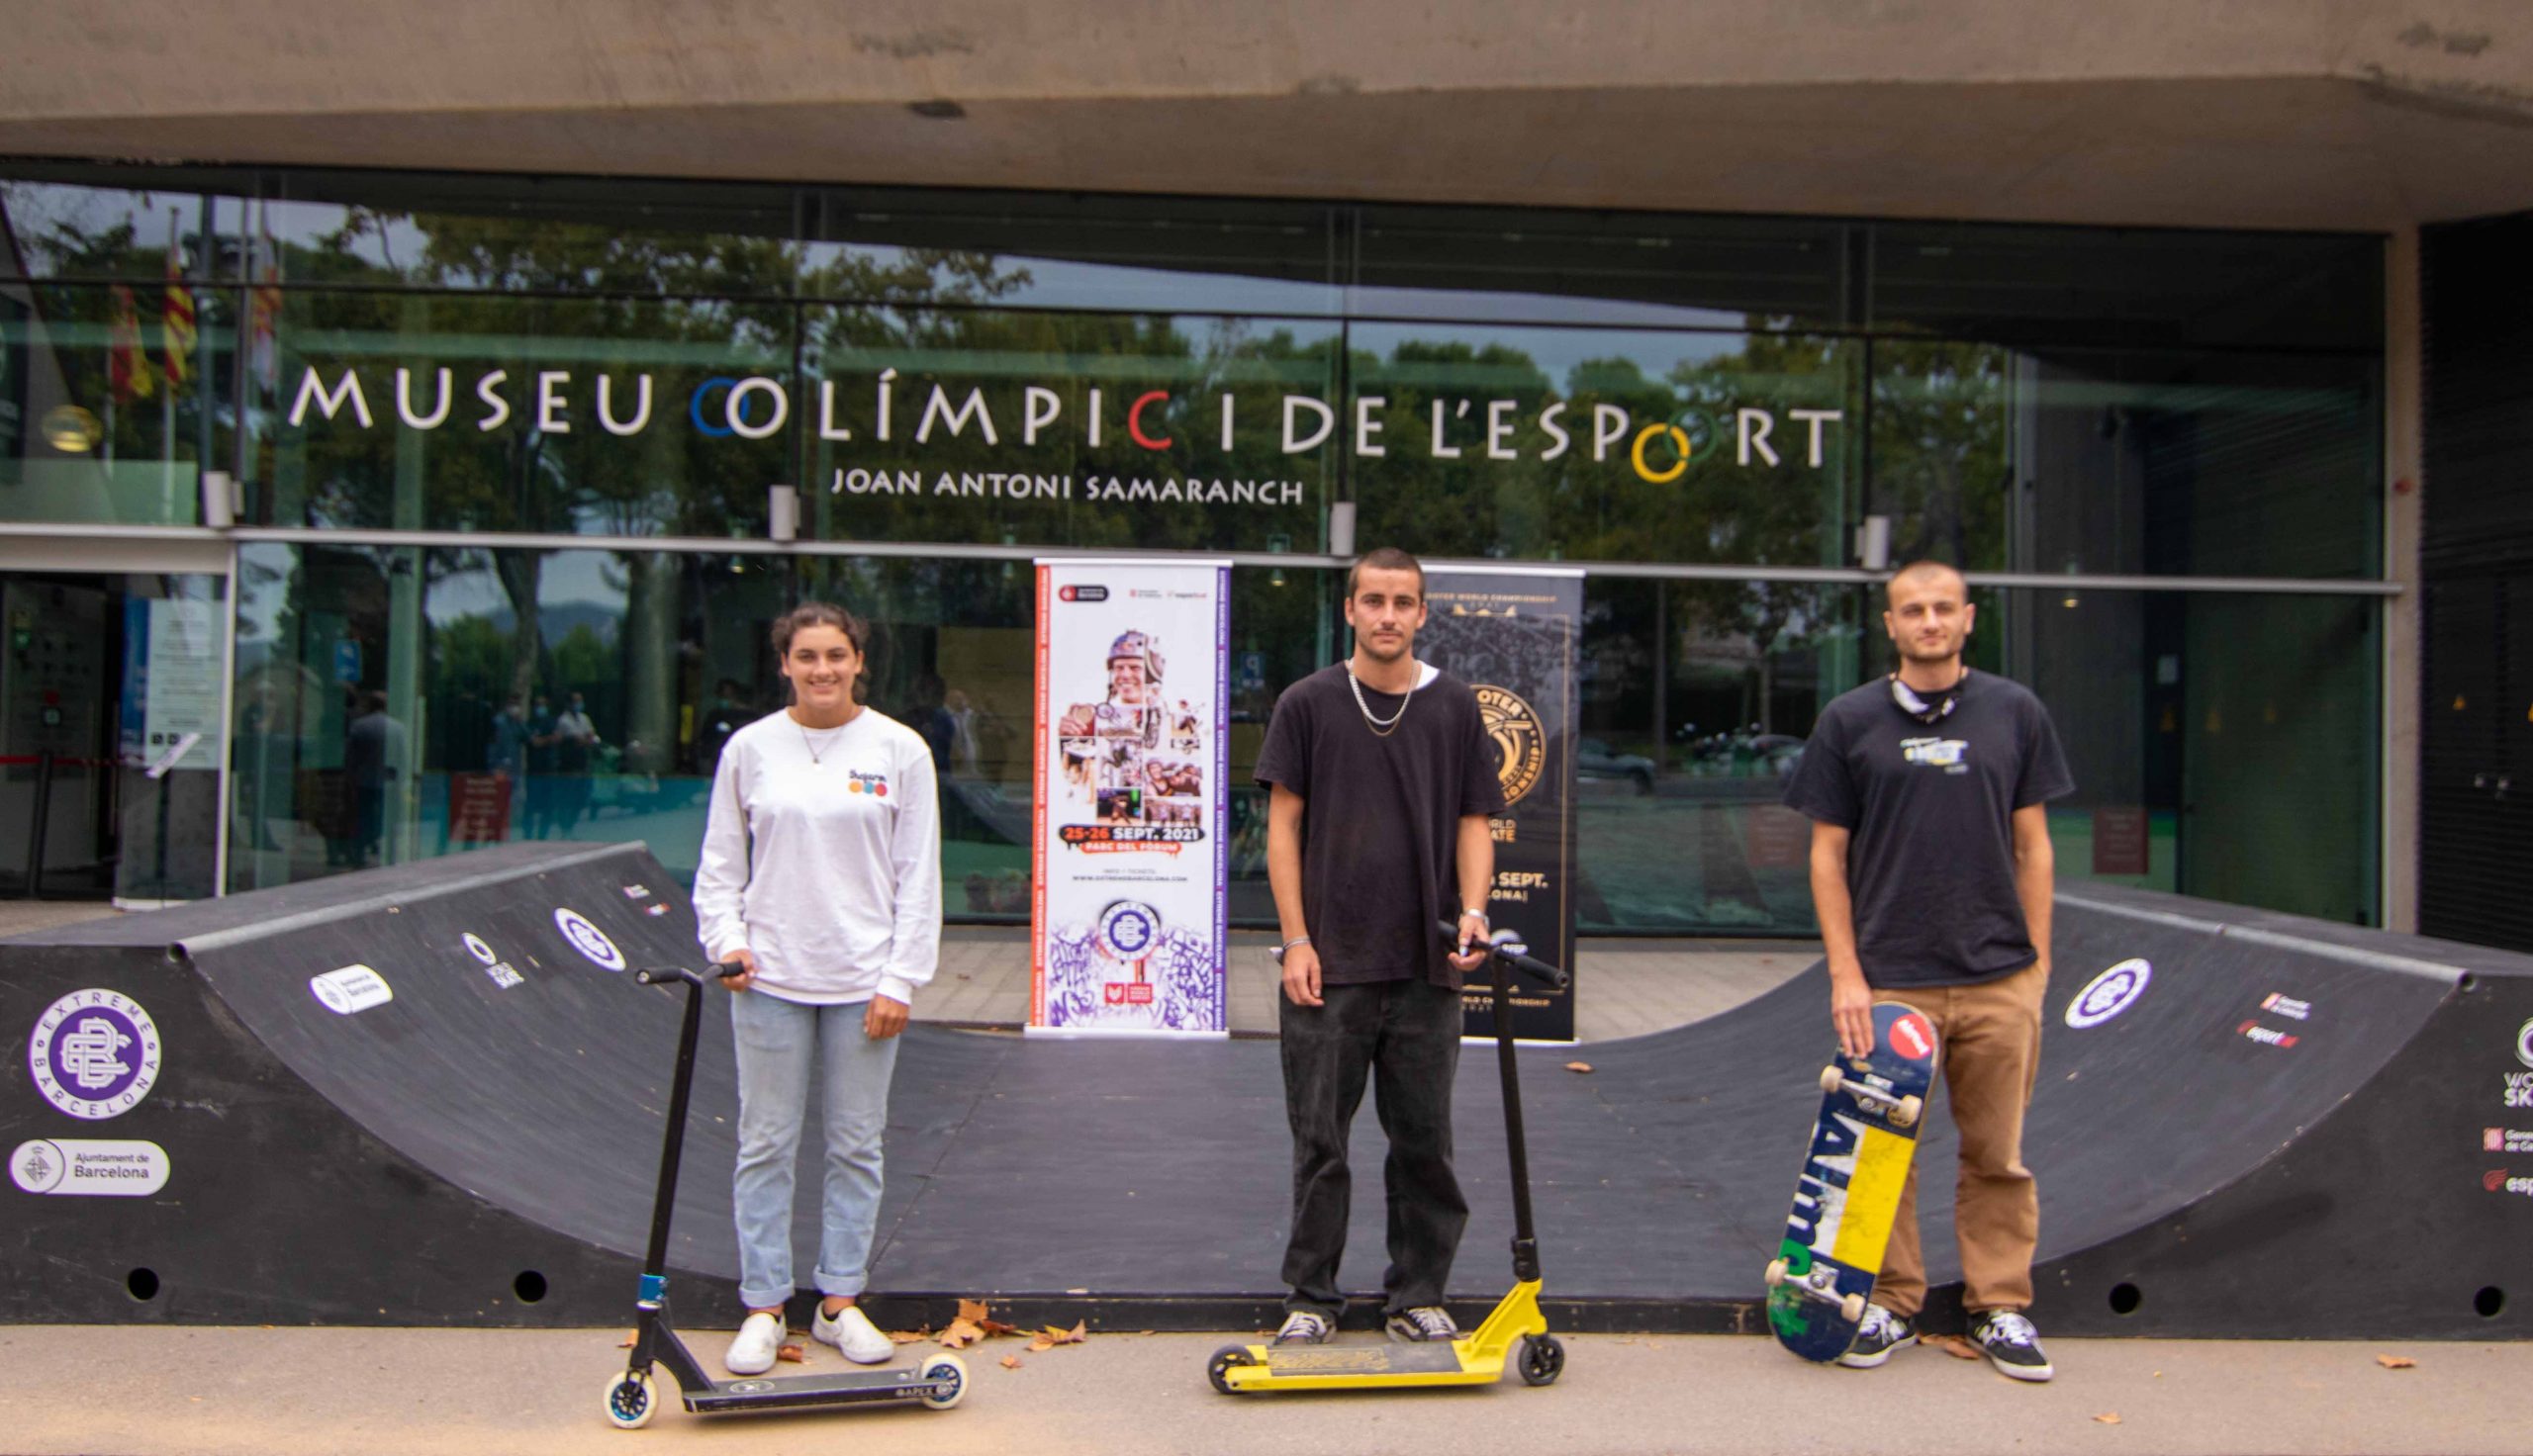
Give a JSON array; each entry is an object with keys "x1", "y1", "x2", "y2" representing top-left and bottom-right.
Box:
[{"x1": 1207, "y1": 922, "x2": 1569, "y2": 1394}]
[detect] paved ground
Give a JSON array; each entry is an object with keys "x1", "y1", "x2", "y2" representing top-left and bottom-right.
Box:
[
  {"x1": 0, "y1": 1323, "x2": 2522, "y2": 1456},
  {"x1": 0, "y1": 901, "x2": 1821, "y2": 1044}
]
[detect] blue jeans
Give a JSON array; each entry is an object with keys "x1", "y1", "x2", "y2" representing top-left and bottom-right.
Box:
[{"x1": 730, "y1": 991, "x2": 899, "y2": 1311}]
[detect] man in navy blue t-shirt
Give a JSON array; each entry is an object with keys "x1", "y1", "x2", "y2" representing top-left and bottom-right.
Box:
[{"x1": 1781, "y1": 561, "x2": 2075, "y2": 1383}]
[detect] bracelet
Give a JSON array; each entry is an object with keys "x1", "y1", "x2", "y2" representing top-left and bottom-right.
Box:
[
  {"x1": 1460, "y1": 908, "x2": 1488, "y2": 922},
  {"x1": 1280, "y1": 935, "x2": 1311, "y2": 952}
]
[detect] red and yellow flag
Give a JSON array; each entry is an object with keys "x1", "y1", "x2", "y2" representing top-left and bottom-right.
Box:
[
  {"x1": 107, "y1": 284, "x2": 156, "y2": 403},
  {"x1": 162, "y1": 246, "x2": 197, "y2": 394}
]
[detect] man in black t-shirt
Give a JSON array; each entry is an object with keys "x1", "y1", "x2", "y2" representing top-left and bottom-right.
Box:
[
  {"x1": 1781, "y1": 561, "x2": 2075, "y2": 1383},
  {"x1": 1253, "y1": 547, "x2": 1507, "y2": 1348}
]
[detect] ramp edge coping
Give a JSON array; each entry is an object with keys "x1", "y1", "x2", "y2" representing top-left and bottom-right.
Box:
[
  {"x1": 2055, "y1": 890, "x2": 2462, "y2": 985},
  {"x1": 171, "y1": 842, "x2": 649, "y2": 957}
]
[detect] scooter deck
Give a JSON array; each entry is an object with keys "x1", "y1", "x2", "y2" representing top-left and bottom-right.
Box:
[
  {"x1": 1227, "y1": 1341, "x2": 1477, "y2": 1385},
  {"x1": 1213, "y1": 1280, "x2": 1549, "y2": 1392},
  {"x1": 1765, "y1": 1001, "x2": 1940, "y2": 1363},
  {"x1": 684, "y1": 1366, "x2": 951, "y2": 1413}
]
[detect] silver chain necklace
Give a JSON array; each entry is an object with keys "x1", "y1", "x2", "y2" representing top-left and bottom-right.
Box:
[{"x1": 1346, "y1": 661, "x2": 1419, "y2": 738}]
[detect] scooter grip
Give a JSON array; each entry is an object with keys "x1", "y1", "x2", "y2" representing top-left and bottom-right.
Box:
[{"x1": 1433, "y1": 920, "x2": 1570, "y2": 990}]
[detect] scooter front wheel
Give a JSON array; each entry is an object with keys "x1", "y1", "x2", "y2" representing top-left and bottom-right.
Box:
[
  {"x1": 1517, "y1": 1334, "x2": 1565, "y2": 1387},
  {"x1": 601, "y1": 1369, "x2": 658, "y2": 1429},
  {"x1": 919, "y1": 1353, "x2": 970, "y2": 1410}
]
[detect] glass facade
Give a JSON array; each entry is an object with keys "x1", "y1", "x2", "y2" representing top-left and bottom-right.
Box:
[{"x1": 0, "y1": 162, "x2": 2389, "y2": 930}]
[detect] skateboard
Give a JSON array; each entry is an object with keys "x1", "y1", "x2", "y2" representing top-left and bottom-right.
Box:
[{"x1": 1764, "y1": 1000, "x2": 1940, "y2": 1362}]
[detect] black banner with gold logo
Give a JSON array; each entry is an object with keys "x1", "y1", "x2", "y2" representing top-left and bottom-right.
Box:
[{"x1": 1421, "y1": 567, "x2": 1582, "y2": 1042}]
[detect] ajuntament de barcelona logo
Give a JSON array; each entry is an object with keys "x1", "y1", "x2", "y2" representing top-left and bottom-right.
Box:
[{"x1": 1476, "y1": 684, "x2": 1545, "y2": 806}]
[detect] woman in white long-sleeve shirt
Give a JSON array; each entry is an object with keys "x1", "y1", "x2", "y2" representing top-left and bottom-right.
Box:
[{"x1": 691, "y1": 601, "x2": 941, "y2": 1377}]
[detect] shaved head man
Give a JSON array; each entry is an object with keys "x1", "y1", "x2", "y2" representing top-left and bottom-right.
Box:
[{"x1": 1779, "y1": 560, "x2": 2075, "y2": 1381}]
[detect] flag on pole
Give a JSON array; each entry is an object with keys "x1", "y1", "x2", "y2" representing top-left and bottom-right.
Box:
[
  {"x1": 162, "y1": 217, "x2": 196, "y2": 394},
  {"x1": 108, "y1": 284, "x2": 157, "y2": 403},
  {"x1": 247, "y1": 199, "x2": 282, "y2": 395}
]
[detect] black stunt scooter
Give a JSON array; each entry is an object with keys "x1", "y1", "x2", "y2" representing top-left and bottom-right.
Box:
[
  {"x1": 602, "y1": 962, "x2": 968, "y2": 1428},
  {"x1": 1207, "y1": 923, "x2": 1571, "y2": 1394}
]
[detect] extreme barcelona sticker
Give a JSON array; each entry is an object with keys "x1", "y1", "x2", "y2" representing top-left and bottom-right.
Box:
[{"x1": 28, "y1": 990, "x2": 163, "y2": 1121}]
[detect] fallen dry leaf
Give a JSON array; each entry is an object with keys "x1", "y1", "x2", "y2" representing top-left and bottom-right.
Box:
[
  {"x1": 982, "y1": 1318, "x2": 1022, "y2": 1338},
  {"x1": 940, "y1": 1319, "x2": 985, "y2": 1350},
  {"x1": 2094, "y1": 1412, "x2": 2121, "y2": 1425},
  {"x1": 2377, "y1": 1354, "x2": 2417, "y2": 1369},
  {"x1": 1000, "y1": 1354, "x2": 1023, "y2": 1370},
  {"x1": 616, "y1": 1329, "x2": 636, "y2": 1349},
  {"x1": 1923, "y1": 1333, "x2": 1982, "y2": 1361},
  {"x1": 888, "y1": 1326, "x2": 932, "y2": 1345},
  {"x1": 1564, "y1": 1061, "x2": 1594, "y2": 1074},
  {"x1": 777, "y1": 1343, "x2": 805, "y2": 1364},
  {"x1": 958, "y1": 1298, "x2": 991, "y2": 1325}
]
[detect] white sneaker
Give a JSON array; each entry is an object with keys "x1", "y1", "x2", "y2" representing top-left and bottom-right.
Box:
[
  {"x1": 724, "y1": 1311, "x2": 784, "y2": 1376},
  {"x1": 812, "y1": 1302, "x2": 894, "y2": 1365}
]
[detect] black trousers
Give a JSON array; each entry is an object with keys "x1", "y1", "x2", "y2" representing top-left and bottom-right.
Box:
[{"x1": 1278, "y1": 977, "x2": 1468, "y2": 1319}]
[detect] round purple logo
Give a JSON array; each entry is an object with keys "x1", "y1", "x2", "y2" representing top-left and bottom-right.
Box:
[{"x1": 28, "y1": 990, "x2": 162, "y2": 1121}]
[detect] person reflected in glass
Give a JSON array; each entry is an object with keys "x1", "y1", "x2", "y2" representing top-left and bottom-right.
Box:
[
  {"x1": 523, "y1": 693, "x2": 559, "y2": 838},
  {"x1": 692, "y1": 602, "x2": 942, "y2": 1377},
  {"x1": 551, "y1": 689, "x2": 600, "y2": 833}
]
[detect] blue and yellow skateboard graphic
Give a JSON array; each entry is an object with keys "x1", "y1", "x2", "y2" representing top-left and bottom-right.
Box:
[{"x1": 1765, "y1": 1001, "x2": 1940, "y2": 1362}]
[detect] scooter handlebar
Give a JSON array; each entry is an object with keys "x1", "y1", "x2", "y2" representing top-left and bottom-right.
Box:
[
  {"x1": 634, "y1": 961, "x2": 749, "y2": 988},
  {"x1": 1435, "y1": 920, "x2": 1570, "y2": 990}
]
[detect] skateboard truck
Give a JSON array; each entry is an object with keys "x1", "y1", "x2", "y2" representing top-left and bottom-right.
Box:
[
  {"x1": 1762, "y1": 1258, "x2": 1868, "y2": 1324},
  {"x1": 1818, "y1": 1064, "x2": 1923, "y2": 1129}
]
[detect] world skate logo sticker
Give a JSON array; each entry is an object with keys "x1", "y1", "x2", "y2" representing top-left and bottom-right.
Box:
[
  {"x1": 28, "y1": 990, "x2": 162, "y2": 1121},
  {"x1": 310, "y1": 965, "x2": 394, "y2": 1016},
  {"x1": 2516, "y1": 1018, "x2": 2533, "y2": 1069},
  {"x1": 459, "y1": 933, "x2": 523, "y2": 990},
  {"x1": 11, "y1": 1138, "x2": 169, "y2": 1196},
  {"x1": 2065, "y1": 958, "x2": 2152, "y2": 1030},
  {"x1": 553, "y1": 907, "x2": 627, "y2": 971},
  {"x1": 1889, "y1": 1012, "x2": 1936, "y2": 1062}
]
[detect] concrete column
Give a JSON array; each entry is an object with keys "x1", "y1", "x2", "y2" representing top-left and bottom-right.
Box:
[{"x1": 2381, "y1": 227, "x2": 2423, "y2": 933}]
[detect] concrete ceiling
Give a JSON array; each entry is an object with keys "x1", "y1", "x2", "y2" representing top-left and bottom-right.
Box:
[{"x1": 6, "y1": 1, "x2": 2532, "y2": 230}]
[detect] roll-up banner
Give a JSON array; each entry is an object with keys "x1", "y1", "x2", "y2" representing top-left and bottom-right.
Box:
[
  {"x1": 1421, "y1": 566, "x2": 1583, "y2": 1043},
  {"x1": 1029, "y1": 559, "x2": 1231, "y2": 1037}
]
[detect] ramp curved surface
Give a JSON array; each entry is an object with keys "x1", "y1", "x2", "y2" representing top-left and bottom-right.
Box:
[{"x1": 5, "y1": 847, "x2": 2528, "y2": 1337}]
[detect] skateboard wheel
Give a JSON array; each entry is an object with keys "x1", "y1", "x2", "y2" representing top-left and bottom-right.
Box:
[
  {"x1": 1819, "y1": 1065, "x2": 1844, "y2": 1095},
  {"x1": 1764, "y1": 1258, "x2": 1788, "y2": 1288},
  {"x1": 1840, "y1": 1293, "x2": 1866, "y2": 1323},
  {"x1": 1892, "y1": 1094, "x2": 1923, "y2": 1128}
]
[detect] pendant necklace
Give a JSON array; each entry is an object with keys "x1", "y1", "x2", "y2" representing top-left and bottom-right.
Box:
[
  {"x1": 1347, "y1": 661, "x2": 1418, "y2": 738},
  {"x1": 795, "y1": 709, "x2": 850, "y2": 768}
]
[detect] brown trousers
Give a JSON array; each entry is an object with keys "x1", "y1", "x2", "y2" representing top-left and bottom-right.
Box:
[{"x1": 1872, "y1": 959, "x2": 2046, "y2": 1319}]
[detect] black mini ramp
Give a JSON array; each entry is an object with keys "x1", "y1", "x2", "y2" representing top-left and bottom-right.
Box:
[{"x1": 4, "y1": 846, "x2": 2529, "y2": 1338}]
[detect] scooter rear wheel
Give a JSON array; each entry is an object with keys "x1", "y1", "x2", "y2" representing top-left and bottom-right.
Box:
[
  {"x1": 1208, "y1": 1343, "x2": 1260, "y2": 1395},
  {"x1": 919, "y1": 1353, "x2": 970, "y2": 1410},
  {"x1": 601, "y1": 1369, "x2": 657, "y2": 1429},
  {"x1": 1517, "y1": 1334, "x2": 1565, "y2": 1387}
]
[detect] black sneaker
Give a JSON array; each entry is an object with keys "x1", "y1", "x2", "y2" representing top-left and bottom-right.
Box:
[
  {"x1": 1836, "y1": 1303, "x2": 1916, "y2": 1368},
  {"x1": 1968, "y1": 1310, "x2": 2054, "y2": 1382},
  {"x1": 1272, "y1": 1310, "x2": 1333, "y2": 1345},
  {"x1": 1384, "y1": 1306, "x2": 1458, "y2": 1343}
]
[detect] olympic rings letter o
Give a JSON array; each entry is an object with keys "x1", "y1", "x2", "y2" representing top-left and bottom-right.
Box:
[{"x1": 1632, "y1": 422, "x2": 1691, "y2": 484}]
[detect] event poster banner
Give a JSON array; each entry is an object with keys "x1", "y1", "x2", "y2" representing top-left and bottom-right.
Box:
[
  {"x1": 1029, "y1": 559, "x2": 1231, "y2": 1037},
  {"x1": 1421, "y1": 567, "x2": 1583, "y2": 1043}
]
